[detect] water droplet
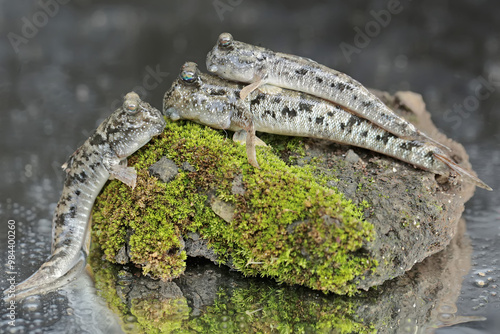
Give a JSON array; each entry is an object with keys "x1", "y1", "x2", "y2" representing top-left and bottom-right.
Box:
[
  {"x1": 22, "y1": 297, "x2": 41, "y2": 312},
  {"x1": 437, "y1": 303, "x2": 457, "y2": 313},
  {"x1": 236, "y1": 314, "x2": 247, "y2": 322},
  {"x1": 31, "y1": 312, "x2": 43, "y2": 320},
  {"x1": 438, "y1": 313, "x2": 455, "y2": 322},
  {"x1": 4, "y1": 323, "x2": 26, "y2": 334},
  {"x1": 79, "y1": 308, "x2": 93, "y2": 316},
  {"x1": 58, "y1": 296, "x2": 68, "y2": 305},
  {"x1": 474, "y1": 279, "x2": 488, "y2": 288},
  {"x1": 123, "y1": 323, "x2": 139, "y2": 332},
  {"x1": 34, "y1": 241, "x2": 46, "y2": 248},
  {"x1": 33, "y1": 319, "x2": 43, "y2": 327},
  {"x1": 124, "y1": 315, "x2": 137, "y2": 323}
]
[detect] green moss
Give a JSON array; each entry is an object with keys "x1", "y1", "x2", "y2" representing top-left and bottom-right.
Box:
[
  {"x1": 191, "y1": 285, "x2": 375, "y2": 334},
  {"x1": 89, "y1": 245, "x2": 376, "y2": 334},
  {"x1": 92, "y1": 120, "x2": 377, "y2": 294},
  {"x1": 258, "y1": 133, "x2": 306, "y2": 163},
  {"x1": 216, "y1": 150, "x2": 377, "y2": 295},
  {"x1": 88, "y1": 244, "x2": 127, "y2": 316},
  {"x1": 131, "y1": 297, "x2": 190, "y2": 334},
  {"x1": 433, "y1": 203, "x2": 444, "y2": 212}
]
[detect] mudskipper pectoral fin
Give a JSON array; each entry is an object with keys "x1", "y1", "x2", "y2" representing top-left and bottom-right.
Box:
[
  {"x1": 258, "y1": 84, "x2": 283, "y2": 95},
  {"x1": 240, "y1": 78, "x2": 264, "y2": 100},
  {"x1": 231, "y1": 109, "x2": 260, "y2": 169},
  {"x1": 110, "y1": 161, "x2": 137, "y2": 189},
  {"x1": 233, "y1": 130, "x2": 268, "y2": 147},
  {"x1": 233, "y1": 130, "x2": 265, "y2": 168},
  {"x1": 245, "y1": 123, "x2": 260, "y2": 169}
]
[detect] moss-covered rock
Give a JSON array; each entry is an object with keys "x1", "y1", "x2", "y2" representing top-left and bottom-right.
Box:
[
  {"x1": 93, "y1": 117, "x2": 376, "y2": 295},
  {"x1": 92, "y1": 90, "x2": 476, "y2": 295}
]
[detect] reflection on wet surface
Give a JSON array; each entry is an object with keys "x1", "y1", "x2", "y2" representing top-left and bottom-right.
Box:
[
  {"x1": 83, "y1": 218, "x2": 483, "y2": 333},
  {"x1": 0, "y1": 1, "x2": 499, "y2": 333},
  {"x1": 0, "y1": 200, "x2": 491, "y2": 333}
]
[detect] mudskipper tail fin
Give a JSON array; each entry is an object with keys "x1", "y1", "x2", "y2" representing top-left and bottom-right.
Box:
[
  {"x1": 433, "y1": 153, "x2": 492, "y2": 191},
  {"x1": 3, "y1": 251, "x2": 87, "y2": 302}
]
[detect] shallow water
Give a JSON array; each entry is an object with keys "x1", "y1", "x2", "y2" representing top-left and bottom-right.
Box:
[{"x1": 0, "y1": 0, "x2": 499, "y2": 333}]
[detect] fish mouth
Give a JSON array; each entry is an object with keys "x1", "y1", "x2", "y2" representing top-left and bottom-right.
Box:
[
  {"x1": 148, "y1": 108, "x2": 166, "y2": 135},
  {"x1": 207, "y1": 64, "x2": 218, "y2": 73},
  {"x1": 164, "y1": 107, "x2": 181, "y2": 121},
  {"x1": 155, "y1": 116, "x2": 166, "y2": 135}
]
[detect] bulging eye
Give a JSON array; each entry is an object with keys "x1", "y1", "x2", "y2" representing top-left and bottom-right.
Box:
[
  {"x1": 218, "y1": 32, "x2": 233, "y2": 48},
  {"x1": 126, "y1": 102, "x2": 138, "y2": 112},
  {"x1": 123, "y1": 92, "x2": 140, "y2": 113},
  {"x1": 180, "y1": 62, "x2": 199, "y2": 84},
  {"x1": 180, "y1": 70, "x2": 196, "y2": 83}
]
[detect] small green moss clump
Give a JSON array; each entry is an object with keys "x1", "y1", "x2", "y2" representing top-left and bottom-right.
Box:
[
  {"x1": 92, "y1": 120, "x2": 377, "y2": 294},
  {"x1": 131, "y1": 297, "x2": 190, "y2": 334}
]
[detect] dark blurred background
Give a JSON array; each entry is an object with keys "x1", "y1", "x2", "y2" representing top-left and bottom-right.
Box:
[{"x1": 0, "y1": 0, "x2": 499, "y2": 333}]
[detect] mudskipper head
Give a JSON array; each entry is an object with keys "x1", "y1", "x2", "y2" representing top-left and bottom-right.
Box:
[
  {"x1": 206, "y1": 32, "x2": 265, "y2": 83},
  {"x1": 163, "y1": 62, "x2": 235, "y2": 130},
  {"x1": 163, "y1": 62, "x2": 206, "y2": 123},
  {"x1": 107, "y1": 92, "x2": 166, "y2": 159}
]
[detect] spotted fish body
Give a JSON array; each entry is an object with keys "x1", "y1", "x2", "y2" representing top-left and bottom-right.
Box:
[
  {"x1": 4, "y1": 92, "x2": 166, "y2": 300},
  {"x1": 206, "y1": 33, "x2": 448, "y2": 150},
  {"x1": 164, "y1": 62, "x2": 491, "y2": 191}
]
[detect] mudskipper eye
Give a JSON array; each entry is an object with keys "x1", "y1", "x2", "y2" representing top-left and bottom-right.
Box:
[
  {"x1": 180, "y1": 62, "x2": 200, "y2": 85},
  {"x1": 218, "y1": 32, "x2": 233, "y2": 48},
  {"x1": 123, "y1": 92, "x2": 140, "y2": 113},
  {"x1": 180, "y1": 70, "x2": 196, "y2": 83},
  {"x1": 126, "y1": 102, "x2": 138, "y2": 112}
]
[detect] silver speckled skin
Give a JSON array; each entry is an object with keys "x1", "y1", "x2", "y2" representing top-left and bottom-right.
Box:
[
  {"x1": 164, "y1": 63, "x2": 492, "y2": 191},
  {"x1": 5, "y1": 92, "x2": 165, "y2": 300},
  {"x1": 206, "y1": 33, "x2": 441, "y2": 146}
]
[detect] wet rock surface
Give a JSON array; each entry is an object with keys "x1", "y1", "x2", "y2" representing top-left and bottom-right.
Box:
[
  {"x1": 148, "y1": 157, "x2": 179, "y2": 183},
  {"x1": 183, "y1": 232, "x2": 220, "y2": 265}
]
